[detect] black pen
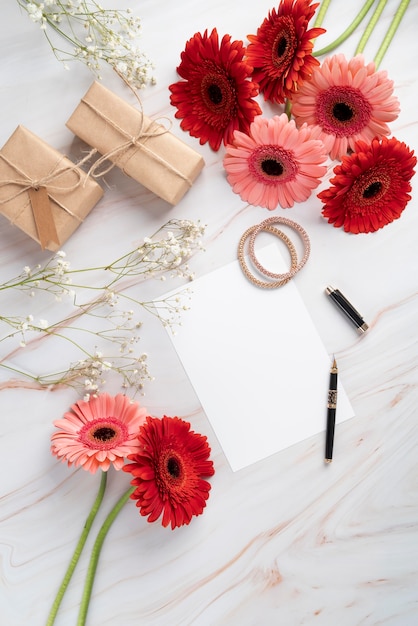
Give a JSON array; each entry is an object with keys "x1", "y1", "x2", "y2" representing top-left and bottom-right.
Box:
[
  {"x1": 325, "y1": 357, "x2": 338, "y2": 463},
  {"x1": 325, "y1": 286, "x2": 369, "y2": 333}
]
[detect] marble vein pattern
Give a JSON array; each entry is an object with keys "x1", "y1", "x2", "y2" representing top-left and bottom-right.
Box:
[{"x1": 1, "y1": 1, "x2": 418, "y2": 625}]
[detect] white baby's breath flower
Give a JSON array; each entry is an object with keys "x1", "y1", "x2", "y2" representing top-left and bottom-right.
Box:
[
  {"x1": 19, "y1": 0, "x2": 155, "y2": 89},
  {"x1": 116, "y1": 61, "x2": 128, "y2": 74},
  {"x1": 27, "y1": 3, "x2": 44, "y2": 23},
  {"x1": 2, "y1": 218, "x2": 204, "y2": 395}
]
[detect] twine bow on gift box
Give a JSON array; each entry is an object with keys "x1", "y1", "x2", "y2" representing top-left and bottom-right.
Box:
[
  {"x1": 83, "y1": 95, "x2": 194, "y2": 191},
  {"x1": 0, "y1": 151, "x2": 94, "y2": 250},
  {"x1": 66, "y1": 78, "x2": 205, "y2": 204}
]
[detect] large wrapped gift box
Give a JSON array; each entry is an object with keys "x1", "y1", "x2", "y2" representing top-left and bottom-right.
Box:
[
  {"x1": 0, "y1": 125, "x2": 103, "y2": 251},
  {"x1": 66, "y1": 81, "x2": 205, "y2": 205}
]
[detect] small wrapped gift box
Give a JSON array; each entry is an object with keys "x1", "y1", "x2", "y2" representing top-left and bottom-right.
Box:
[
  {"x1": 66, "y1": 81, "x2": 205, "y2": 205},
  {"x1": 0, "y1": 125, "x2": 103, "y2": 251}
]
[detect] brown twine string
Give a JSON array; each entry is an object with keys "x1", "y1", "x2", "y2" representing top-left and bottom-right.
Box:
[
  {"x1": 0, "y1": 148, "x2": 97, "y2": 216},
  {"x1": 0, "y1": 148, "x2": 98, "y2": 248},
  {"x1": 83, "y1": 91, "x2": 193, "y2": 187}
]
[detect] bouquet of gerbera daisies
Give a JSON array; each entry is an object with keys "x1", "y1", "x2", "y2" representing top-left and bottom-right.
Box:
[
  {"x1": 47, "y1": 393, "x2": 215, "y2": 625},
  {"x1": 169, "y1": 0, "x2": 416, "y2": 233}
]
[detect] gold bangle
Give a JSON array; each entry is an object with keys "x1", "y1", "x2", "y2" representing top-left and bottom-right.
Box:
[
  {"x1": 238, "y1": 224, "x2": 298, "y2": 289},
  {"x1": 249, "y1": 217, "x2": 310, "y2": 281}
]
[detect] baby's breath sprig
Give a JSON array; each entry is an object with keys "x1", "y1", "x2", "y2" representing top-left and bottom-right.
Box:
[
  {"x1": 0, "y1": 219, "x2": 206, "y2": 396},
  {"x1": 1, "y1": 219, "x2": 205, "y2": 296},
  {"x1": 16, "y1": 0, "x2": 155, "y2": 89}
]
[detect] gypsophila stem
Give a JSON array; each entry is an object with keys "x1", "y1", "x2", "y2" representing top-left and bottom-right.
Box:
[{"x1": 0, "y1": 220, "x2": 205, "y2": 395}]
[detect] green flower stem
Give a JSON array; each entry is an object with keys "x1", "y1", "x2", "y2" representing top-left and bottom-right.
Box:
[
  {"x1": 355, "y1": 0, "x2": 388, "y2": 56},
  {"x1": 374, "y1": 0, "x2": 411, "y2": 68},
  {"x1": 313, "y1": 0, "x2": 332, "y2": 28},
  {"x1": 76, "y1": 485, "x2": 135, "y2": 626},
  {"x1": 313, "y1": 0, "x2": 375, "y2": 56},
  {"x1": 284, "y1": 98, "x2": 292, "y2": 120},
  {"x1": 46, "y1": 471, "x2": 108, "y2": 626}
]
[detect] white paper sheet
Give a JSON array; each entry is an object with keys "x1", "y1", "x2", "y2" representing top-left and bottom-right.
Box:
[{"x1": 162, "y1": 244, "x2": 355, "y2": 471}]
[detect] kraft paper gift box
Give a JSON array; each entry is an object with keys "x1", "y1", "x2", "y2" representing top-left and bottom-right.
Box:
[
  {"x1": 0, "y1": 125, "x2": 104, "y2": 251},
  {"x1": 66, "y1": 81, "x2": 205, "y2": 205}
]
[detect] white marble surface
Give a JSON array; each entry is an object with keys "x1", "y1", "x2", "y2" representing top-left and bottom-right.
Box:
[{"x1": 1, "y1": 1, "x2": 418, "y2": 624}]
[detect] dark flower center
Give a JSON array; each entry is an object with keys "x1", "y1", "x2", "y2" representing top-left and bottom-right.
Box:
[
  {"x1": 363, "y1": 181, "x2": 382, "y2": 198},
  {"x1": 93, "y1": 427, "x2": 117, "y2": 441},
  {"x1": 207, "y1": 83, "x2": 223, "y2": 105},
  {"x1": 277, "y1": 36, "x2": 288, "y2": 59},
  {"x1": 272, "y1": 17, "x2": 297, "y2": 69},
  {"x1": 352, "y1": 166, "x2": 392, "y2": 211},
  {"x1": 261, "y1": 159, "x2": 284, "y2": 176},
  {"x1": 200, "y1": 71, "x2": 236, "y2": 123},
  {"x1": 250, "y1": 145, "x2": 298, "y2": 185},
  {"x1": 78, "y1": 416, "x2": 129, "y2": 451},
  {"x1": 333, "y1": 102, "x2": 354, "y2": 122},
  {"x1": 167, "y1": 456, "x2": 181, "y2": 478},
  {"x1": 316, "y1": 86, "x2": 373, "y2": 138}
]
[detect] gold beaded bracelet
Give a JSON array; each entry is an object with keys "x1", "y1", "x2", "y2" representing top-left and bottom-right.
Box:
[
  {"x1": 238, "y1": 217, "x2": 310, "y2": 288},
  {"x1": 238, "y1": 224, "x2": 298, "y2": 289}
]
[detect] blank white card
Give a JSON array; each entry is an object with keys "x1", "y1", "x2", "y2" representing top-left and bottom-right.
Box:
[{"x1": 163, "y1": 244, "x2": 354, "y2": 471}]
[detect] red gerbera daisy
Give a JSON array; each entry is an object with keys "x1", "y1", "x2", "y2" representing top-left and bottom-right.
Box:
[
  {"x1": 291, "y1": 54, "x2": 400, "y2": 160},
  {"x1": 51, "y1": 393, "x2": 147, "y2": 473},
  {"x1": 169, "y1": 28, "x2": 261, "y2": 151},
  {"x1": 318, "y1": 136, "x2": 416, "y2": 234},
  {"x1": 123, "y1": 416, "x2": 215, "y2": 529},
  {"x1": 246, "y1": 0, "x2": 325, "y2": 103}
]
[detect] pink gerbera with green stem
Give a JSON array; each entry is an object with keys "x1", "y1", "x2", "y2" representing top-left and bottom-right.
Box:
[
  {"x1": 51, "y1": 393, "x2": 147, "y2": 473},
  {"x1": 223, "y1": 113, "x2": 327, "y2": 210},
  {"x1": 291, "y1": 54, "x2": 400, "y2": 160}
]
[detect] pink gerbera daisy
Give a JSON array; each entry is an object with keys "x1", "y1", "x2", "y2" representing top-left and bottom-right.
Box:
[
  {"x1": 291, "y1": 54, "x2": 400, "y2": 160},
  {"x1": 223, "y1": 113, "x2": 327, "y2": 210},
  {"x1": 51, "y1": 393, "x2": 147, "y2": 473}
]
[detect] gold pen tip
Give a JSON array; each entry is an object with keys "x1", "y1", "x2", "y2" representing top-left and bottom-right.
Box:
[{"x1": 325, "y1": 458, "x2": 333, "y2": 464}]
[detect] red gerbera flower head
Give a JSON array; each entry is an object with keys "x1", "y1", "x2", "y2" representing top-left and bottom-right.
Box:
[
  {"x1": 51, "y1": 393, "x2": 147, "y2": 473},
  {"x1": 246, "y1": 0, "x2": 326, "y2": 103},
  {"x1": 123, "y1": 416, "x2": 215, "y2": 529},
  {"x1": 318, "y1": 136, "x2": 416, "y2": 234},
  {"x1": 169, "y1": 28, "x2": 262, "y2": 151}
]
